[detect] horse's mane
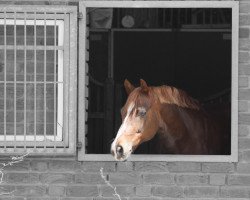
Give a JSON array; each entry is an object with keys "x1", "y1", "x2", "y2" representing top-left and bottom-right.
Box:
[{"x1": 152, "y1": 85, "x2": 201, "y2": 110}]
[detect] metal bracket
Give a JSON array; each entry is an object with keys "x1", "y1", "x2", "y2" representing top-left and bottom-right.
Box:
[
  {"x1": 77, "y1": 142, "x2": 82, "y2": 149},
  {"x1": 78, "y1": 12, "x2": 83, "y2": 19}
]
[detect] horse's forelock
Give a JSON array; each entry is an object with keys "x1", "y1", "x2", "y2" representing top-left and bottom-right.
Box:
[{"x1": 126, "y1": 88, "x2": 153, "y2": 111}]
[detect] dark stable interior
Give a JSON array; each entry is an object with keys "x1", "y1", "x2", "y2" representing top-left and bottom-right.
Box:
[{"x1": 86, "y1": 8, "x2": 232, "y2": 155}]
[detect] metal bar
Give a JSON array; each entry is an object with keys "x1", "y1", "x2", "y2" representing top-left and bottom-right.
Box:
[
  {"x1": 203, "y1": 9, "x2": 205, "y2": 25},
  {"x1": 163, "y1": 9, "x2": 166, "y2": 28},
  {"x1": 0, "y1": 46, "x2": 64, "y2": 50},
  {"x1": 0, "y1": 81, "x2": 64, "y2": 84},
  {"x1": 24, "y1": 12, "x2": 27, "y2": 149},
  {"x1": 34, "y1": 12, "x2": 37, "y2": 149},
  {"x1": 0, "y1": 147, "x2": 74, "y2": 155},
  {"x1": 68, "y1": 9, "x2": 77, "y2": 154},
  {"x1": 210, "y1": 9, "x2": 213, "y2": 25},
  {"x1": 0, "y1": 6, "x2": 77, "y2": 13},
  {"x1": 14, "y1": 11, "x2": 17, "y2": 150},
  {"x1": 3, "y1": 11, "x2": 7, "y2": 150},
  {"x1": 44, "y1": 12, "x2": 47, "y2": 150},
  {"x1": 110, "y1": 29, "x2": 114, "y2": 78},
  {"x1": 62, "y1": 12, "x2": 68, "y2": 149},
  {"x1": 78, "y1": 2, "x2": 87, "y2": 159},
  {"x1": 54, "y1": 12, "x2": 57, "y2": 148},
  {"x1": 0, "y1": 140, "x2": 66, "y2": 147},
  {"x1": 0, "y1": 13, "x2": 65, "y2": 20}
]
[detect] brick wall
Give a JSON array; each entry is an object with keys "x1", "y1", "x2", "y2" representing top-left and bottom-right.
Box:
[{"x1": 0, "y1": 0, "x2": 249, "y2": 199}]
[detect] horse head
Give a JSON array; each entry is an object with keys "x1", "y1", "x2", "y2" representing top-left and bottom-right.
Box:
[{"x1": 111, "y1": 79, "x2": 161, "y2": 161}]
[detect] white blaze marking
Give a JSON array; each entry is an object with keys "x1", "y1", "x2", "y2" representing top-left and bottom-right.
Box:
[{"x1": 111, "y1": 103, "x2": 134, "y2": 153}]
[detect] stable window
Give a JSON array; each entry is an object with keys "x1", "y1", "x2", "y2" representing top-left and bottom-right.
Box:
[
  {"x1": 78, "y1": 1, "x2": 239, "y2": 162},
  {"x1": 0, "y1": 6, "x2": 77, "y2": 155}
]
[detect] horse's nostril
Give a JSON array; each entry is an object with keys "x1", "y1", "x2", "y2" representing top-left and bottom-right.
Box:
[{"x1": 116, "y1": 145, "x2": 123, "y2": 156}]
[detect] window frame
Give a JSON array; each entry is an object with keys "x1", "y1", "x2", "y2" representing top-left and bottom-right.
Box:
[
  {"x1": 0, "y1": 5, "x2": 78, "y2": 155},
  {"x1": 78, "y1": 1, "x2": 239, "y2": 162}
]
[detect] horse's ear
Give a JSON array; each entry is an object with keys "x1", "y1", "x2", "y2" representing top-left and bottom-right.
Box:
[
  {"x1": 124, "y1": 79, "x2": 135, "y2": 95},
  {"x1": 140, "y1": 79, "x2": 149, "y2": 93}
]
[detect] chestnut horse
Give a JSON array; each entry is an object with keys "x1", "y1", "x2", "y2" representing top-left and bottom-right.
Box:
[{"x1": 111, "y1": 79, "x2": 230, "y2": 161}]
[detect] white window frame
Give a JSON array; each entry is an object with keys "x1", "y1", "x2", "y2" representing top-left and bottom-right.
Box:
[
  {"x1": 0, "y1": 5, "x2": 77, "y2": 155},
  {"x1": 0, "y1": 19, "x2": 64, "y2": 142},
  {"x1": 78, "y1": 1, "x2": 239, "y2": 162}
]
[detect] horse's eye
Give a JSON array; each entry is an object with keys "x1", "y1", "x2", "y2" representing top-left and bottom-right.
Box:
[
  {"x1": 137, "y1": 109, "x2": 146, "y2": 117},
  {"x1": 138, "y1": 110, "x2": 146, "y2": 117}
]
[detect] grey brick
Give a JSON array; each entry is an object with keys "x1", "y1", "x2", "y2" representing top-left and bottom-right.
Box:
[
  {"x1": 220, "y1": 186, "x2": 250, "y2": 198},
  {"x1": 0, "y1": 185, "x2": 15, "y2": 195},
  {"x1": 81, "y1": 161, "x2": 116, "y2": 172},
  {"x1": 239, "y1": 51, "x2": 250, "y2": 63},
  {"x1": 237, "y1": 163, "x2": 250, "y2": 173},
  {"x1": 26, "y1": 198, "x2": 59, "y2": 200},
  {"x1": 94, "y1": 197, "x2": 126, "y2": 200},
  {"x1": 239, "y1": 64, "x2": 250, "y2": 76},
  {"x1": 135, "y1": 185, "x2": 151, "y2": 197},
  {"x1": 185, "y1": 186, "x2": 219, "y2": 198},
  {"x1": 240, "y1": 15, "x2": 250, "y2": 25},
  {"x1": 176, "y1": 174, "x2": 208, "y2": 185},
  {"x1": 117, "y1": 161, "x2": 134, "y2": 171},
  {"x1": 30, "y1": 161, "x2": 48, "y2": 172},
  {"x1": 143, "y1": 173, "x2": 174, "y2": 185},
  {"x1": 239, "y1": 28, "x2": 250, "y2": 38},
  {"x1": 228, "y1": 175, "x2": 250, "y2": 185},
  {"x1": 217, "y1": 199, "x2": 250, "y2": 200},
  {"x1": 152, "y1": 186, "x2": 184, "y2": 198},
  {"x1": 3, "y1": 160, "x2": 29, "y2": 171},
  {"x1": 14, "y1": 1, "x2": 49, "y2": 5},
  {"x1": 239, "y1": 77, "x2": 249, "y2": 88},
  {"x1": 240, "y1": 150, "x2": 250, "y2": 162},
  {"x1": 99, "y1": 185, "x2": 134, "y2": 197},
  {"x1": 239, "y1": 89, "x2": 250, "y2": 101},
  {"x1": 239, "y1": 138, "x2": 250, "y2": 149},
  {"x1": 167, "y1": 162, "x2": 201, "y2": 172},
  {"x1": 202, "y1": 163, "x2": 234, "y2": 173},
  {"x1": 0, "y1": 198, "x2": 25, "y2": 200},
  {"x1": 94, "y1": 197, "x2": 125, "y2": 200},
  {"x1": 240, "y1": 3, "x2": 250, "y2": 13},
  {"x1": 239, "y1": 101, "x2": 249, "y2": 112},
  {"x1": 49, "y1": 160, "x2": 80, "y2": 172},
  {"x1": 66, "y1": 186, "x2": 98, "y2": 197},
  {"x1": 75, "y1": 173, "x2": 105, "y2": 184},
  {"x1": 63, "y1": 198, "x2": 93, "y2": 200},
  {"x1": 6, "y1": 173, "x2": 39, "y2": 184},
  {"x1": 239, "y1": 114, "x2": 250, "y2": 125},
  {"x1": 40, "y1": 173, "x2": 74, "y2": 184},
  {"x1": 109, "y1": 173, "x2": 141, "y2": 185},
  {"x1": 48, "y1": 185, "x2": 65, "y2": 196},
  {"x1": 240, "y1": 39, "x2": 250, "y2": 50},
  {"x1": 134, "y1": 162, "x2": 168, "y2": 172},
  {"x1": 126, "y1": 198, "x2": 159, "y2": 200},
  {"x1": 239, "y1": 125, "x2": 250, "y2": 137},
  {"x1": 14, "y1": 185, "x2": 46, "y2": 197},
  {"x1": 209, "y1": 174, "x2": 226, "y2": 185}
]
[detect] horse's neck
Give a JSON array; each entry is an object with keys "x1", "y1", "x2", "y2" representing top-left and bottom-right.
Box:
[
  {"x1": 157, "y1": 103, "x2": 208, "y2": 154},
  {"x1": 158, "y1": 103, "x2": 189, "y2": 139}
]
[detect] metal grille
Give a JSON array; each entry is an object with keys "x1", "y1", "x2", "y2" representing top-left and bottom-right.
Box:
[{"x1": 0, "y1": 6, "x2": 77, "y2": 155}]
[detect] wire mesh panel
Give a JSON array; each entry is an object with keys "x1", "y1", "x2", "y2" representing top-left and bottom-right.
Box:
[{"x1": 0, "y1": 6, "x2": 77, "y2": 155}]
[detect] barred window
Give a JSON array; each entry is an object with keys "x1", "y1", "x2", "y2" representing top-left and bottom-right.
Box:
[{"x1": 0, "y1": 6, "x2": 77, "y2": 155}]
